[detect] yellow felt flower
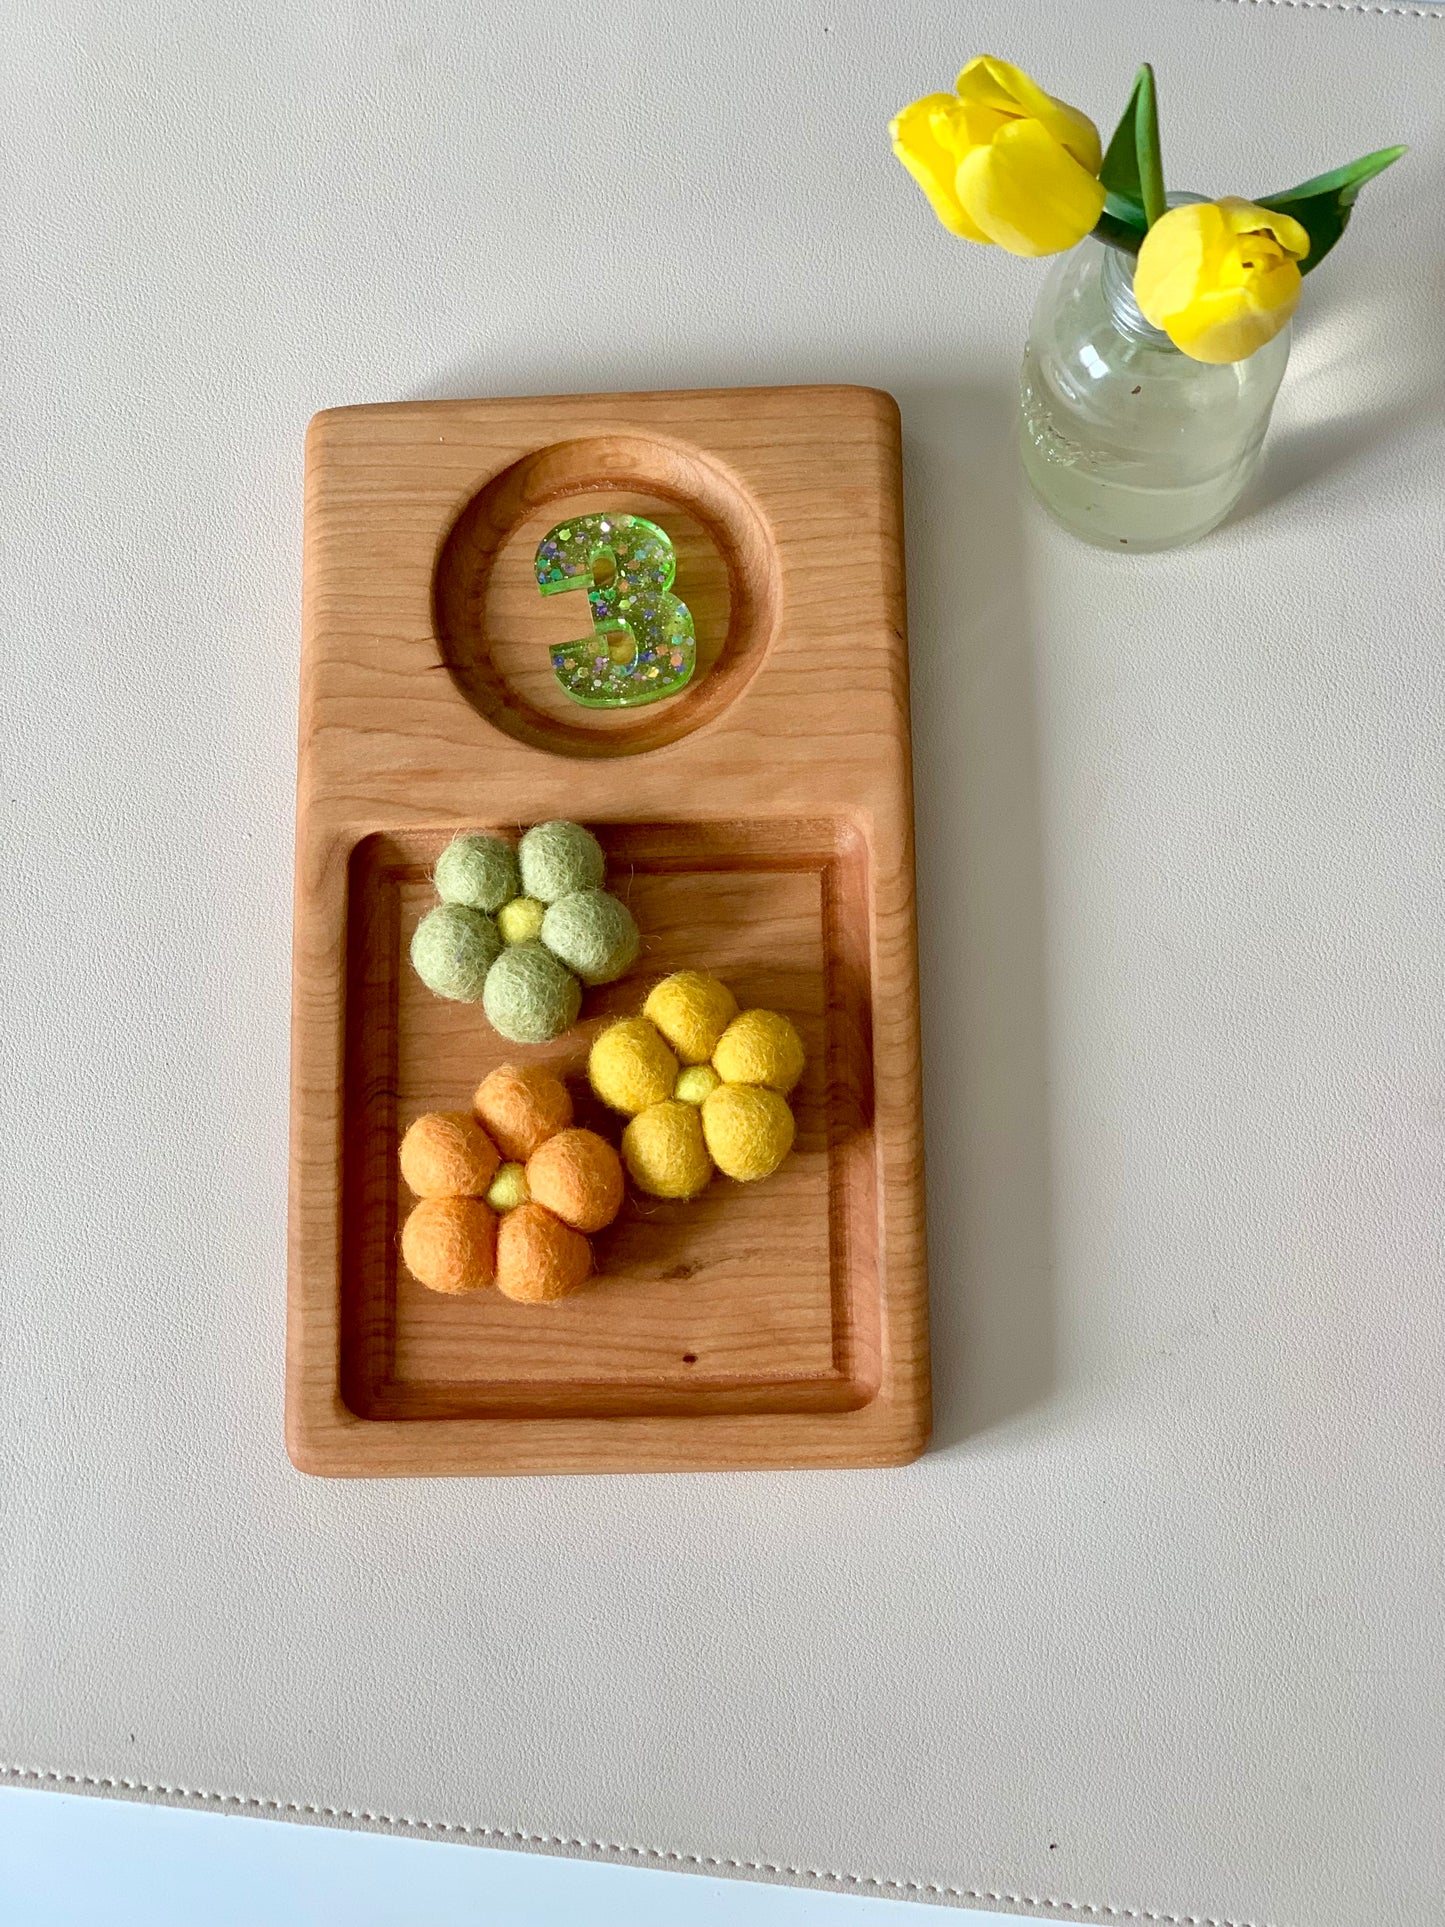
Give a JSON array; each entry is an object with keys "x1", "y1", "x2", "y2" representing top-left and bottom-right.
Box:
[
  {"x1": 890, "y1": 56, "x2": 1105, "y2": 258},
  {"x1": 588, "y1": 972, "x2": 804, "y2": 1197},
  {"x1": 1133, "y1": 197, "x2": 1310, "y2": 364}
]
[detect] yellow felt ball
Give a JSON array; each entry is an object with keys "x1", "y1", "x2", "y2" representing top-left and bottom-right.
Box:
[
  {"x1": 525, "y1": 1127, "x2": 624, "y2": 1233},
  {"x1": 401, "y1": 1196, "x2": 497, "y2": 1294},
  {"x1": 495, "y1": 1202, "x2": 592, "y2": 1303},
  {"x1": 497, "y1": 895, "x2": 547, "y2": 946},
  {"x1": 621, "y1": 1099, "x2": 714, "y2": 1200},
  {"x1": 642, "y1": 970, "x2": 739, "y2": 1065},
  {"x1": 701, "y1": 1083, "x2": 796, "y2": 1183},
  {"x1": 473, "y1": 1063, "x2": 573, "y2": 1162},
  {"x1": 588, "y1": 1017, "x2": 678, "y2": 1117},
  {"x1": 712, "y1": 1009, "x2": 806, "y2": 1094},
  {"x1": 486, "y1": 1161, "x2": 530, "y2": 1212},
  {"x1": 398, "y1": 1111, "x2": 501, "y2": 1199},
  {"x1": 674, "y1": 1063, "x2": 721, "y2": 1106}
]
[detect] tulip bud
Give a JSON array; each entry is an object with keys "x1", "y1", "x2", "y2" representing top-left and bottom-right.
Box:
[
  {"x1": 1133, "y1": 197, "x2": 1310, "y2": 363},
  {"x1": 891, "y1": 56, "x2": 1106, "y2": 258}
]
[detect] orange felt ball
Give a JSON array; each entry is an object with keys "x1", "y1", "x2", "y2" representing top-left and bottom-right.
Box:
[
  {"x1": 399, "y1": 1111, "x2": 501, "y2": 1199},
  {"x1": 524, "y1": 1127, "x2": 624, "y2": 1234},
  {"x1": 400, "y1": 1196, "x2": 497, "y2": 1294},
  {"x1": 472, "y1": 1062, "x2": 573, "y2": 1162},
  {"x1": 495, "y1": 1202, "x2": 592, "y2": 1303}
]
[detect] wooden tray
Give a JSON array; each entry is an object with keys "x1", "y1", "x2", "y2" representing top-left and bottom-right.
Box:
[{"x1": 287, "y1": 384, "x2": 928, "y2": 1475}]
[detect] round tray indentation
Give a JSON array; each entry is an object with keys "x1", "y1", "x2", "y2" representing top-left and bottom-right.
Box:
[{"x1": 433, "y1": 435, "x2": 780, "y2": 758}]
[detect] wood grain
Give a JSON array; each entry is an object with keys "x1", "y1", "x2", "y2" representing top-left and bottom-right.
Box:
[{"x1": 288, "y1": 385, "x2": 928, "y2": 1475}]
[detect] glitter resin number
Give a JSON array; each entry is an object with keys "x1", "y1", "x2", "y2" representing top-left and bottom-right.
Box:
[{"x1": 534, "y1": 512, "x2": 696, "y2": 708}]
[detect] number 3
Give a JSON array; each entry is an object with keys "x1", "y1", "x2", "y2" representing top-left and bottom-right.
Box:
[{"x1": 534, "y1": 513, "x2": 696, "y2": 708}]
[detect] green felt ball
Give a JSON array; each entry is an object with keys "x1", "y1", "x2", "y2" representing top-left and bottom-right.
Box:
[
  {"x1": 434, "y1": 833, "x2": 520, "y2": 913},
  {"x1": 482, "y1": 942, "x2": 582, "y2": 1044},
  {"x1": 540, "y1": 890, "x2": 640, "y2": 987},
  {"x1": 518, "y1": 820, "x2": 606, "y2": 904},
  {"x1": 410, "y1": 904, "x2": 502, "y2": 1002}
]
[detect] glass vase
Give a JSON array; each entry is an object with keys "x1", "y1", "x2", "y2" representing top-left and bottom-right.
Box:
[{"x1": 1019, "y1": 232, "x2": 1290, "y2": 552}]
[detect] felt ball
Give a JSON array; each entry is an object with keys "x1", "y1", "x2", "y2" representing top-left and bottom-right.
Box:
[
  {"x1": 701, "y1": 1083, "x2": 796, "y2": 1183},
  {"x1": 482, "y1": 942, "x2": 582, "y2": 1044},
  {"x1": 621, "y1": 1100, "x2": 714, "y2": 1200},
  {"x1": 673, "y1": 1063, "x2": 721, "y2": 1106},
  {"x1": 540, "y1": 890, "x2": 640, "y2": 987},
  {"x1": 712, "y1": 1008, "x2": 806, "y2": 1094},
  {"x1": 399, "y1": 1111, "x2": 500, "y2": 1200},
  {"x1": 495, "y1": 1202, "x2": 592, "y2": 1303},
  {"x1": 497, "y1": 895, "x2": 547, "y2": 946},
  {"x1": 401, "y1": 1196, "x2": 497, "y2": 1294},
  {"x1": 410, "y1": 904, "x2": 501, "y2": 1002},
  {"x1": 473, "y1": 1063, "x2": 574, "y2": 1161},
  {"x1": 524, "y1": 1127, "x2": 624, "y2": 1233},
  {"x1": 434, "y1": 833, "x2": 520, "y2": 913},
  {"x1": 518, "y1": 820, "x2": 606, "y2": 903},
  {"x1": 588, "y1": 1017, "x2": 678, "y2": 1116},
  {"x1": 644, "y1": 971, "x2": 739, "y2": 1065},
  {"x1": 486, "y1": 1161, "x2": 531, "y2": 1213}
]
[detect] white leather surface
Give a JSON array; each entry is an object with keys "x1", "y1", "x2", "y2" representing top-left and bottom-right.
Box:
[{"x1": 4, "y1": 3, "x2": 1443, "y2": 1924}]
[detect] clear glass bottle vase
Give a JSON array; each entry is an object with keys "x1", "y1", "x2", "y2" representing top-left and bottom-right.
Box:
[{"x1": 1019, "y1": 231, "x2": 1290, "y2": 551}]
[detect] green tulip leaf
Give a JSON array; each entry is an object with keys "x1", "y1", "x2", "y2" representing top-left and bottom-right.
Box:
[
  {"x1": 1101, "y1": 63, "x2": 1166, "y2": 232},
  {"x1": 1258, "y1": 144, "x2": 1406, "y2": 273}
]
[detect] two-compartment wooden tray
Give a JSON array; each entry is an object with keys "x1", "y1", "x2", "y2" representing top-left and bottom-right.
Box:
[{"x1": 287, "y1": 384, "x2": 928, "y2": 1475}]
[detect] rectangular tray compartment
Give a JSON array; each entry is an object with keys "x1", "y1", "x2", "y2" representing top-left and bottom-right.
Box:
[{"x1": 340, "y1": 819, "x2": 877, "y2": 1425}]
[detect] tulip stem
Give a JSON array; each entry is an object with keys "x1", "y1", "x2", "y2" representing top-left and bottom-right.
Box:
[{"x1": 1095, "y1": 211, "x2": 1143, "y2": 255}]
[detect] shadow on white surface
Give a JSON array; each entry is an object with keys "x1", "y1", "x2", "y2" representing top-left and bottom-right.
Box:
[
  {"x1": 1233, "y1": 257, "x2": 1445, "y2": 522},
  {"x1": 0, "y1": 1788, "x2": 1056, "y2": 1927},
  {"x1": 893, "y1": 377, "x2": 1056, "y2": 1449}
]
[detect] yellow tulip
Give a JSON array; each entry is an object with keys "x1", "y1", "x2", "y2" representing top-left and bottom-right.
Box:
[
  {"x1": 1133, "y1": 197, "x2": 1311, "y2": 364},
  {"x1": 890, "y1": 56, "x2": 1106, "y2": 258}
]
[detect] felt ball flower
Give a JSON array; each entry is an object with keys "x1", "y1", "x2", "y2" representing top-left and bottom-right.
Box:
[
  {"x1": 890, "y1": 55, "x2": 1105, "y2": 258},
  {"x1": 409, "y1": 822, "x2": 640, "y2": 1043},
  {"x1": 588, "y1": 971, "x2": 805, "y2": 1199},
  {"x1": 1133, "y1": 197, "x2": 1310, "y2": 364},
  {"x1": 398, "y1": 1064, "x2": 623, "y2": 1303}
]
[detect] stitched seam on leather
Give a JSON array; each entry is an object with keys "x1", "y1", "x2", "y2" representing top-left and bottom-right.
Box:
[
  {"x1": 1, "y1": 1765, "x2": 1268, "y2": 1927},
  {"x1": 1215, "y1": 0, "x2": 1444, "y2": 18}
]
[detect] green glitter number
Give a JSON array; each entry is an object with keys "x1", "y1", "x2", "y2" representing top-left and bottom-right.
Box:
[{"x1": 534, "y1": 513, "x2": 696, "y2": 709}]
